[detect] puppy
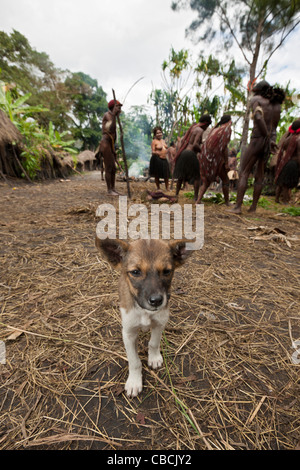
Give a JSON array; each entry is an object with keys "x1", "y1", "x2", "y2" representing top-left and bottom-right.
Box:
[{"x1": 95, "y1": 237, "x2": 191, "y2": 397}]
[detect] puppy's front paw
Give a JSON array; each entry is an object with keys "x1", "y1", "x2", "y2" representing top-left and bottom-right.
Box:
[
  {"x1": 125, "y1": 374, "x2": 143, "y2": 397},
  {"x1": 148, "y1": 353, "x2": 163, "y2": 369}
]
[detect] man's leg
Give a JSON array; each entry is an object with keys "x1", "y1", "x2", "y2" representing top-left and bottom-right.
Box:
[
  {"x1": 175, "y1": 177, "x2": 183, "y2": 196},
  {"x1": 170, "y1": 174, "x2": 175, "y2": 190},
  {"x1": 219, "y1": 166, "x2": 231, "y2": 206},
  {"x1": 232, "y1": 169, "x2": 249, "y2": 212},
  {"x1": 230, "y1": 142, "x2": 260, "y2": 214},
  {"x1": 193, "y1": 177, "x2": 201, "y2": 201},
  {"x1": 105, "y1": 165, "x2": 112, "y2": 193},
  {"x1": 196, "y1": 179, "x2": 210, "y2": 204},
  {"x1": 248, "y1": 157, "x2": 264, "y2": 213},
  {"x1": 281, "y1": 187, "x2": 291, "y2": 204},
  {"x1": 110, "y1": 167, "x2": 120, "y2": 194},
  {"x1": 103, "y1": 152, "x2": 119, "y2": 195},
  {"x1": 275, "y1": 185, "x2": 282, "y2": 203},
  {"x1": 102, "y1": 143, "x2": 113, "y2": 193},
  {"x1": 99, "y1": 155, "x2": 105, "y2": 180},
  {"x1": 101, "y1": 160, "x2": 104, "y2": 181}
]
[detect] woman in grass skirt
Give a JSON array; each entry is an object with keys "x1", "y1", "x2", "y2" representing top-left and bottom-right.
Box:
[
  {"x1": 173, "y1": 114, "x2": 212, "y2": 199},
  {"x1": 197, "y1": 115, "x2": 232, "y2": 205},
  {"x1": 149, "y1": 126, "x2": 170, "y2": 190}
]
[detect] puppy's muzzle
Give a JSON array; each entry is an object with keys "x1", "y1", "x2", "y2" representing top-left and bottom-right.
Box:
[{"x1": 148, "y1": 294, "x2": 164, "y2": 308}]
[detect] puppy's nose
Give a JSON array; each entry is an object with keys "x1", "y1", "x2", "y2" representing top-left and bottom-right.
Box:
[{"x1": 148, "y1": 294, "x2": 163, "y2": 308}]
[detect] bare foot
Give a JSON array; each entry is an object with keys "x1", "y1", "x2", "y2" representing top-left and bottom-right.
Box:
[
  {"x1": 229, "y1": 206, "x2": 242, "y2": 214},
  {"x1": 107, "y1": 190, "x2": 120, "y2": 196},
  {"x1": 247, "y1": 206, "x2": 256, "y2": 213}
]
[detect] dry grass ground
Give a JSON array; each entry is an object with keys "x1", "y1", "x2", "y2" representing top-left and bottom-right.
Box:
[{"x1": 0, "y1": 172, "x2": 299, "y2": 450}]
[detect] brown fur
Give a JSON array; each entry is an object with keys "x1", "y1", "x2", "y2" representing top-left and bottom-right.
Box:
[
  {"x1": 96, "y1": 238, "x2": 189, "y2": 311},
  {"x1": 95, "y1": 236, "x2": 192, "y2": 397}
]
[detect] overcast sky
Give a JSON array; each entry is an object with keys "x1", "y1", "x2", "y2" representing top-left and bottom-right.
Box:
[{"x1": 1, "y1": 0, "x2": 300, "y2": 114}]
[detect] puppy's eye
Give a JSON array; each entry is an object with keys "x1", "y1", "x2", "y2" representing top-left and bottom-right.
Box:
[
  {"x1": 129, "y1": 269, "x2": 141, "y2": 277},
  {"x1": 162, "y1": 268, "x2": 172, "y2": 276}
]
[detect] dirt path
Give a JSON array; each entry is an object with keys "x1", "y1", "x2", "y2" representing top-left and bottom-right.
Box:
[{"x1": 0, "y1": 172, "x2": 299, "y2": 450}]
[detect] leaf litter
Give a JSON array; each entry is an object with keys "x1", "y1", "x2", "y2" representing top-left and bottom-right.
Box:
[{"x1": 0, "y1": 173, "x2": 299, "y2": 450}]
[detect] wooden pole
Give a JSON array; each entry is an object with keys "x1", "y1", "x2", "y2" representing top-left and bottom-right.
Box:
[
  {"x1": 112, "y1": 89, "x2": 131, "y2": 199},
  {"x1": 12, "y1": 146, "x2": 33, "y2": 183}
]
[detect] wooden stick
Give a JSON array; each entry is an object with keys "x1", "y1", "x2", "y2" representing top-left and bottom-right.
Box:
[
  {"x1": 112, "y1": 89, "x2": 131, "y2": 199},
  {"x1": 12, "y1": 146, "x2": 33, "y2": 183},
  {"x1": 0, "y1": 167, "x2": 8, "y2": 182},
  {"x1": 65, "y1": 163, "x2": 83, "y2": 177}
]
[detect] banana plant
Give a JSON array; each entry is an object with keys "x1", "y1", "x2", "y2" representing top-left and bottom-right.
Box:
[
  {"x1": 47, "y1": 121, "x2": 77, "y2": 154},
  {"x1": 0, "y1": 81, "x2": 77, "y2": 178},
  {"x1": 0, "y1": 81, "x2": 48, "y2": 123}
]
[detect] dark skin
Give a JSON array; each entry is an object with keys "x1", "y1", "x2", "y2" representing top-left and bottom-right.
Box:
[
  {"x1": 99, "y1": 102, "x2": 122, "y2": 195},
  {"x1": 231, "y1": 93, "x2": 282, "y2": 214},
  {"x1": 275, "y1": 132, "x2": 300, "y2": 204},
  {"x1": 167, "y1": 143, "x2": 176, "y2": 190},
  {"x1": 170, "y1": 138, "x2": 180, "y2": 189},
  {"x1": 196, "y1": 123, "x2": 231, "y2": 205},
  {"x1": 176, "y1": 122, "x2": 210, "y2": 200},
  {"x1": 151, "y1": 128, "x2": 169, "y2": 190}
]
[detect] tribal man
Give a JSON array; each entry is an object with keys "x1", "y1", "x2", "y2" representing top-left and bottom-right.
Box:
[
  {"x1": 98, "y1": 99, "x2": 122, "y2": 195},
  {"x1": 231, "y1": 81, "x2": 285, "y2": 214},
  {"x1": 275, "y1": 119, "x2": 300, "y2": 204}
]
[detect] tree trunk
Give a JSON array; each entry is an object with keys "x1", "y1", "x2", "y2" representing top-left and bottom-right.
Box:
[{"x1": 240, "y1": 16, "x2": 265, "y2": 159}]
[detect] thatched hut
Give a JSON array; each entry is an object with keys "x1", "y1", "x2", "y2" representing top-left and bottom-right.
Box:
[
  {"x1": 76, "y1": 150, "x2": 97, "y2": 171},
  {"x1": 51, "y1": 152, "x2": 76, "y2": 179},
  {"x1": 0, "y1": 109, "x2": 76, "y2": 181},
  {"x1": 0, "y1": 109, "x2": 23, "y2": 179}
]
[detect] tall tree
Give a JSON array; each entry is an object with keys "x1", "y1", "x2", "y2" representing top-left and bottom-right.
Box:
[
  {"x1": 0, "y1": 30, "x2": 54, "y2": 94},
  {"x1": 0, "y1": 29, "x2": 70, "y2": 130},
  {"x1": 64, "y1": 72, "x2": 107, "y2": 150},
  {"x1": 0, "y1": 31, "x2": 110, "y2": 148},
  {"x1": 171, "y1": 0, "x2": 300, "y2": 150},
  {"x1": 150, "y1": 48, "x2": 246, "y2": 142}
]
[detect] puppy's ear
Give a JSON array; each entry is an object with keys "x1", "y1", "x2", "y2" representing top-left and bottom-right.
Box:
[
  {"x1": 95, "y1": 237, "x2": 129, "y2": 268},
  {"x1": 169, "y1": 240, "x2": 192, "y2": 268}
]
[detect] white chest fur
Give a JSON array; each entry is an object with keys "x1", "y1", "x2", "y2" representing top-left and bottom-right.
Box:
[
  {"x1": 120, "y1": 306, "x2": 169, "y2": 332},
  {"x1": 120, "y1": 305, "x2": 169, "y2": 397}
]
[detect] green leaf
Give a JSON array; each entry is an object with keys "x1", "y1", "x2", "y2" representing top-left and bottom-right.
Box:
[{"x1": 12, "y1": 92, "x2": 32, "y2": 108}]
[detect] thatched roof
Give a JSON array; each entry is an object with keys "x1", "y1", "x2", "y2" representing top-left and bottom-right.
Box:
[
  {"x1": 77, "y1": 150, "x2": 96, "y2": 163},
  {"x1": 0, "y1": 109, "x2": 22, "y2": 146}
]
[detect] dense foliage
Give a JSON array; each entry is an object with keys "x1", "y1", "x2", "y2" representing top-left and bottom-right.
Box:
[
  {"x1": 171, "y1": 0, "x2": 300, "y2": 147},
  {"x1": 0, "y1": 30, "x2": 154, "y2": 177},
  {"x1": 0, "y1": 26, "x2": 299, "y2": 179}
]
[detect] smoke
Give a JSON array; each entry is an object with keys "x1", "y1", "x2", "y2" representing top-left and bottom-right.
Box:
[{"x1": 128, "y1": 160, "x2": 149, "y2": 177}]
